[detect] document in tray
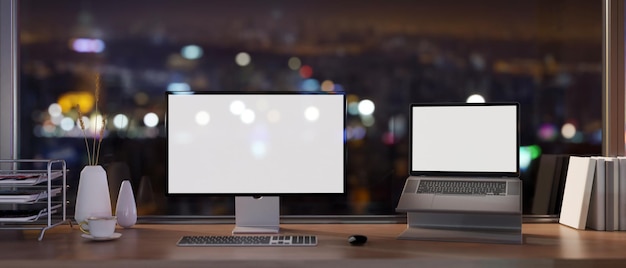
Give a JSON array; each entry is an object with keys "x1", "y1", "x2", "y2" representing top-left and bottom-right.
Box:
[
  {"x1": 0, "y1": 171, "x2": 63, "y2": 185},
  {"x1": 0, "y1": 188, "x2": 63, "y2": 203},
  {"x1": 0, "y1": 205, "x2": 60, "y2": 222}
]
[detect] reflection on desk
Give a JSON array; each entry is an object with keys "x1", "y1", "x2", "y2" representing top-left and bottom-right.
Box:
[{"x1": 0, "y1": 223, "x2": 625, "y2": 267}]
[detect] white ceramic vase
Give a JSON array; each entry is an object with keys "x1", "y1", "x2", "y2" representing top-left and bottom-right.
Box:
[
  {"x1": 116, "y1": 180, "x2": 137, "y2": 228},
  {"x1": 74, "y1": 165, "x2": 112, "y2": 227}
]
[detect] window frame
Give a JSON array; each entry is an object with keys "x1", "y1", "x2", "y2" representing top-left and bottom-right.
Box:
[{"x1": 1, "y1": 0, "x2": 624, "y2": 220}]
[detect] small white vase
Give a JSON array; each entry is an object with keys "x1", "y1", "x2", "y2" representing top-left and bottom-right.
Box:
[
  {"x1": 116, "y1": 180, "x2": 137, "y2": 228},
  {"x1": 74, "y1": 165, "x2": 112, "y2": 227}
]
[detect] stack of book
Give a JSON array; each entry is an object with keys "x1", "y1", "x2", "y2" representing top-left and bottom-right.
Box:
[{"x1": 557, "y1": 156, "x2": 626, "y2": 231}]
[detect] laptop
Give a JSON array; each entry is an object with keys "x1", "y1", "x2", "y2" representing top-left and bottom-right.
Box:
[{"x1": 396, "y1": 102, "x2": 522, "y2": 214}]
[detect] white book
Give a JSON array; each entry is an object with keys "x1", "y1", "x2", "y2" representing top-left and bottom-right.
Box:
[
  {"x1": 559, "y1": 156, "x2": 597, "y2": 229},
  {"x1": 586, "y1": 157, "x2": 606, "y2": 230},
  {"x1": 605, "y1": 158, "x2": 619, "y2": 231}
]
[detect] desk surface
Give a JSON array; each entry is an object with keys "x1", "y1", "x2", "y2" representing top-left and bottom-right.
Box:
[{"x1": 1, "y1": 223, "x2": 625, "y2": 267}]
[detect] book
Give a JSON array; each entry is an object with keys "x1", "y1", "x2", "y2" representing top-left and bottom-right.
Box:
[
  {"x1": 551, "y1": 155, "x2": 570, "y2": 215},
  {"x1": 559, "y1": 156, "x2": 597, "y2": 229},
  {"x1": 618, "y1": 157, "x2": 626, "y2": 230},
  {"x1": 605, "y1": 158, "x2": 619, "y2": 231},
  {"x1": 532, "y1": 154, "x2": 559, "y2": 215},
  {"x1": 586, "y1": 157, "x2": 606, "y2": 230}
]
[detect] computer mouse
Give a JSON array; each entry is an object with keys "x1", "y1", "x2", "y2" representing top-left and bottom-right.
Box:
[{"x1": 348, "y1": 234, "x2": 367, "y2": 245}]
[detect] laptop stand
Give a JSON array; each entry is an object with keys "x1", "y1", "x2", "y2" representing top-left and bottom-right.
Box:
[{"x1": 398, "y1": 211, "x2": 522, "y2": 244}]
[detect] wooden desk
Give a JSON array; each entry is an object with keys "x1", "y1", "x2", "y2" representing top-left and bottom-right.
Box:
[{"x1": 0, "y1": 223, "x2": 625, "y2": 267}]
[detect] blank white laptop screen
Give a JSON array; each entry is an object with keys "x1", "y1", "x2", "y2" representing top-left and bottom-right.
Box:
[
  {"x1": 410, "y1": 103, "x2": 518, "y2": 175},
  {"x1": 167, "y1": 92, "x2": 345, "y2": 194}
]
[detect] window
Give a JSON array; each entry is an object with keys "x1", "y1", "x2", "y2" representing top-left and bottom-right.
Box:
[{"x1": 14, "y1": 0, "x2": 603, "y2": 217}]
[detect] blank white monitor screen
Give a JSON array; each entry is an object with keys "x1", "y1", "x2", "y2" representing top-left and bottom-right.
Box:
[
  {"x1": 167, "y1": 92, "x2": 345, "y2": 195},
  {"x1": 410, "y1": 103, "x2": 519, "y2": 175}
]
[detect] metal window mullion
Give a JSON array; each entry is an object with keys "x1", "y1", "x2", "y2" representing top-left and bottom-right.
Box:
[
  {"x1": 0, "y1": 0, "x2": 18, "y2": 161},
  {"x1": 603, "y1": 0, "x2": 625, "y2": 157}
]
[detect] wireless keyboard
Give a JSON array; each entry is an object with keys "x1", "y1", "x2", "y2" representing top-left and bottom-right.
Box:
[{"x1": 177, "y1": 235, "x2": 318, "y2": 247}]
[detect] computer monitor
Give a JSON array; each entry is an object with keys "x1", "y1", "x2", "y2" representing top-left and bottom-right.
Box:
[{"x1": 166, "y1": 91, "x2": 346, "y2": 233}]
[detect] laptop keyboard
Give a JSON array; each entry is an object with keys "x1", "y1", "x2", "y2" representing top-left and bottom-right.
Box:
[
  {"x1": 177, "y1": 235, "x2": 317, "y2": 247},
  {"x1": 416, "y1": 180, "x2": 507, "y2": 195}
]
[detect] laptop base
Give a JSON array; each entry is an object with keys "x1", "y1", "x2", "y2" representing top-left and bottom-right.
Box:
[{"x1": 398, "y1": 211, "x2": 522, "y2": 244}]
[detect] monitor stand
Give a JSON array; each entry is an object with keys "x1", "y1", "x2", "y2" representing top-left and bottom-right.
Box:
[{"x1": 232, "y1": 196, "x2": 280, "y2": 234}]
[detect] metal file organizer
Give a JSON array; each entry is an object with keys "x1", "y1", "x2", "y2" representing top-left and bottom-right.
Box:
[{"x1": 0, "y1": 159, "x2": 69, "y2": 240}]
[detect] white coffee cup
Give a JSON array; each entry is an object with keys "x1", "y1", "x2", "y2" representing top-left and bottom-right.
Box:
[{"x1": 79, "y1": 216, "x2": 117, "y2": 238}]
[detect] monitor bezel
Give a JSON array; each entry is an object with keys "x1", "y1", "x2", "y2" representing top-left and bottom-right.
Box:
[
  {"x1": 408, "y1": 102, "x2": 520, "y2": 178},
  {"x1": 165, "y1": 90, "x2": 347, "y2": 196}
]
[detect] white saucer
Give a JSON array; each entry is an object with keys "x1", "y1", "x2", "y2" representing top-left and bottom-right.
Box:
[{"x1": 81, "y1": 232, "x2": 122, "y2": 241}]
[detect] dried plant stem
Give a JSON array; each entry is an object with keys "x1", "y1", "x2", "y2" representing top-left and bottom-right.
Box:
[
  {"x1": 76, "y1": 105, "x2": 92, "y2": 165},
  {"x1": 92, "y1": 74, "x2": 101, "y2": 165},
  {"x1": 75, "y1": 73, "x2": 106, "y2": 166},
  {"x1": 95, "y1": 116, "x2": 106, "y2": 165},
  {"x1": 91, "y1": 127, "x2": 97, "y2": 164},
  {"x1": 82, "y1": 132, "x2": 92, "y2": 166}
]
